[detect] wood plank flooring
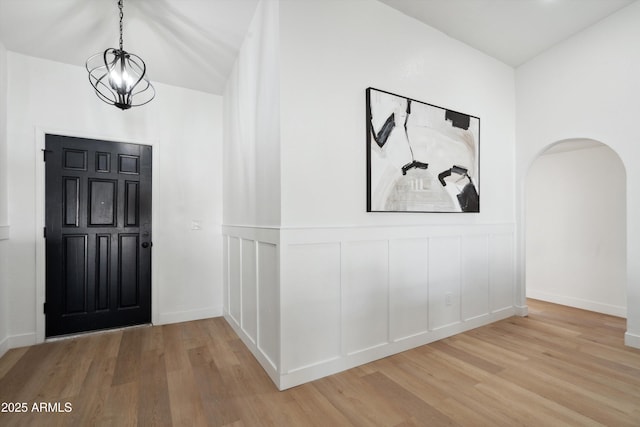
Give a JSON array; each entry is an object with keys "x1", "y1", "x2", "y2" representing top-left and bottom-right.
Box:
[{"x1": 1, "y1": 299, "x2": 639, "y2": 426}]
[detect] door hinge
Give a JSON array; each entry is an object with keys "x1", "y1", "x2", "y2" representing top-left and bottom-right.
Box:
[
  {"x1": 41, "y1": 149, "x2": 52, "y2": 162},
  {"x1": 43, "y1": 302, "x2": 47, "y2": 314},
  {"x1": 43, "y1": 227, "x2": 47, "y2": 238}
]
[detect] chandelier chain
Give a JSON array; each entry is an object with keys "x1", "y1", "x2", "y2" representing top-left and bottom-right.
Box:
[{"x1": 118, "y1": 0, "x2": 124, "y2": 51}]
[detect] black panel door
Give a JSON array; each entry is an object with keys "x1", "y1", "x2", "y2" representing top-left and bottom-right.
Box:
[{"x1": 45, "y1": 134, "x2": 152, "y2": 337}]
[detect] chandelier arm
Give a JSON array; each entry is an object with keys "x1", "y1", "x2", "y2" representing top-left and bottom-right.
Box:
[
  {"x1": 130, "y1": 88, "x2": 156, "y2": 107},
  {"x1": 90, "y1": 74, "x2": 119, "y2": 105},
  {"x1": 131, "y1": 81, "x2": 156, "y2": 102},
  {"x1": 124, "y1": 55, "x2": 147, "y2": 90},
  {"x1": 103, "y1": 49, "x2": 119, "y2": 72}
]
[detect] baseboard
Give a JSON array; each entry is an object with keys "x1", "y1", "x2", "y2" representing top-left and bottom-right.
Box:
[
  {"x1": 526, "y1": 289, "x2": 626, "y2": 318},
  {"x1": 157, "y1": 306, "x2": 222, "y2": 325},
  {"x1": 624, "y1": 332, "x2": 640, "y2": 349},
  {"x1": 8, "y1": 332, "x2": 37, "y2": 349},
  {"x1": 223, "y1": 312, "x2": 280, "y2": 388},
  {"x1": 0, "y1": 333, "x2": 38, "y2": 358},
  {"x1": 514, "y1": 304, "x2": 529, "y2": 317},
  {"x1": 222, "y1": 304, "x2": 518, "y2": 390},
  {"x1": 0, "y1": 335, "x2": 8, "y2": 358}
]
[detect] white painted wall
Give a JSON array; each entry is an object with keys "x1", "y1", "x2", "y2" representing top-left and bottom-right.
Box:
[
  {"x1": 223, "y1": 0, "x2": 280, "y2": 227},
  {"x1": 280, "y1": 0, "x2": 515, "y2": 227},
  {"x1": 277, "y1": 0, "x2": 517, "y2": 388},
  {"x1": 224, "y1": 0, "x2": 519, "y2": 390},
  {"x1": 0, "y1": 41, "x2": 7, "y2": 226},
  {"x1": 515, "y1": 0, "x2": 640, "y2": 347},
  {"x1": 526, "y1": 143, "x2": 626, "y2": 316},
  {"x1": 5, "y1": 52, "x2": 224, "y2": 347},
  {"x1": 0, "y1": 41, "x2": 8, "y2": 357},
  {"x1": 222, "y1": 0, "x2": 282, "y2": 386}
]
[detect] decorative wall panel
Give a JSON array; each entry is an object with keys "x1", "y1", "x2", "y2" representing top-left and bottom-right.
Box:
[
  {"x1": 489, "y1": 233, "x2": 515, "y2": 312},
  {"x1": 228, "y1": 237, "x2": 241, "y2": 324},
  {"x1": 428, "y1": 236, "x2": 462, "y2": 330},
  {"x1": 258, "y1": 242, "x2": 279, "y2": 368},
  {"x1": 222, "y1": 227, "x2": 281, "y2": 386},
  {"x1": 461, "y1": 235, "x2": 490, "y2": 320},
  {"x1": 343, "y1": 240, "x2": 389, "y2": 354},
  {"x1": 282, "y1": 243, "x2": 341, "y2": 371},
  {"x1": 241, "y1": 239, "x2": 257, "y2": 343},
  {"x1": 223, "y1": 224, "x2": 516, "y2": 391},
  {"x1": 389, "y1": 238, "x2": 429, "y2": 341}
]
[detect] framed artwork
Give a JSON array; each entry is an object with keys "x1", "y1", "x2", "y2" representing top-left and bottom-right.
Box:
[{"x1": 366, "y1": 87, "x2": 480, "y2": 213}]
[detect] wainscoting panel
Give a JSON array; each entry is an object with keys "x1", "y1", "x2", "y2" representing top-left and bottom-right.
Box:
[
  {"x1": 428, "y1": 236, "x2": 462, "y2": 330},
  {"x1": 343, "y1": 240, "x2": 390, "y2": 355},
  {"x1": 228, "y1": 237, "x2": 241, "y2": 325},
  {"x1": 281, "y1": 243, "x2": 341, "y2": 372},
  {"x1": 222, "y1": 235, "x2": 229, "y2": 321},
  {"x1": 258, "y1": 242, "x2": 279, "y2": 369},
  {"x1": 461, "y1": 235, "x2": 490, "y2": 321},
  {"x1": 224, "y1": 224, "x2": 517, "y2": 390},
  {"x1": 489, "y1": 233, "x2": 515, "y2": 312},
  {"x1": 241, "y1": 239, "x2": 257, "y2": 343},
  {"x1": 389, "y1": 238, "x2": 429, "y2": 341},
  {"x1": 222, "y1": 226, "x2": 280, "y2": 386}
]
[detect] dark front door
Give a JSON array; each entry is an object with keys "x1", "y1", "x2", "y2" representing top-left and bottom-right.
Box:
[{"x1": 45, "y1": 134, "x2": 152, "y2": 337}]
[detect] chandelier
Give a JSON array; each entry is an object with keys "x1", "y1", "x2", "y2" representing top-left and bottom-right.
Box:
[{"x1": 86, "y1": 0, "x2": 155, "y2": 110}]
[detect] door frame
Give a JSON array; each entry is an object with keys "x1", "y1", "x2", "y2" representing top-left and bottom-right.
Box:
[{"x1": 35, "y1": 127, "x2": 160, "y2": 343}]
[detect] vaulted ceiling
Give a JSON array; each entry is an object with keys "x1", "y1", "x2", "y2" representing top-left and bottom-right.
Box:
[
  {"x1": 0, "y1": 0, "x2": 635, "y2": 94},
  {"x1": 0, "y1": 0, "x2": 260, "y2": 94},
  {"x1": 378, "y1": 0, "x2": 636, "y2": 66}
]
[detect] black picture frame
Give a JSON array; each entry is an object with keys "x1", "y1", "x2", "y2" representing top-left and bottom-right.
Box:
[{"x1": 366, "y1": 87, "x2": 480, "y2": 213}]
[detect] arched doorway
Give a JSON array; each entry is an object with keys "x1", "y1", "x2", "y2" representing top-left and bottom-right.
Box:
[{"x1": 525, "y1": 138, "x2": 627, "y2": 317}]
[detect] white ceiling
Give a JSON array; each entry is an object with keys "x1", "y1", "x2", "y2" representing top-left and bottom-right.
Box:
[
  {"x1": 378, "y1": 0, "x2": 636, "y2": 66},
  {"x1": 0, "y1": 0, "x2": 260, "y2": 94},
  {"x1": 0, "y1": 0, "x2": 636, "y2": 95}
]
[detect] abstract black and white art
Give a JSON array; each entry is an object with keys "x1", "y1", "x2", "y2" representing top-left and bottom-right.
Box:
[{"x1": 366, "y1": 87, "x2": 480, "y2": 213}]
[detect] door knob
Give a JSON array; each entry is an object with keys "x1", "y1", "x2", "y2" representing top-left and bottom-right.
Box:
[{"x1": 141, "y1": 242, "x2": 151, "y2": 248}]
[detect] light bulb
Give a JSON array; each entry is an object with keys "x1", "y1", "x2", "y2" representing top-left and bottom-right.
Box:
[{"x1": 108, "y1": 59, "x2": 135, "y2": 94}]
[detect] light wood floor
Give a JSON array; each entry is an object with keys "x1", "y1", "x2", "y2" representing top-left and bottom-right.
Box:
[{"x1": 1, "y1": 299, "x2": 639, "y2": 426}]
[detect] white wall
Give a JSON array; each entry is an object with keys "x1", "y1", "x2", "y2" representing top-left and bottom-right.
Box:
[
  {"x1": 280, "y1": 0, "x2": 515, "y2": 227},
  {"x1": 0, "y1": 41, "x2": 9, "y2": 357},
  {"x1": 526, "y1": 143, "x2": 626, "y2": 316},
  {"x1": 5, "y1": 52, "x2": 223, "y2": 347},
  {"x1": 223, "y1": 0, "x2": 280, "y2": 227},
  {"x1": 516, "y1": 0, "x2": 640, "y2": 347},
  {"x1": 222, "y1": 0, "x2": 282, "y2": 386},
  {"x1": 0, "y1": 41, "x2": 7, "y2": 226},
  {"x1": 276, "y1": 0, "x2": 517, "y2": 389},
  {"x1": 224, "y1": 0, "x2": 519, "y2": 390}
]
